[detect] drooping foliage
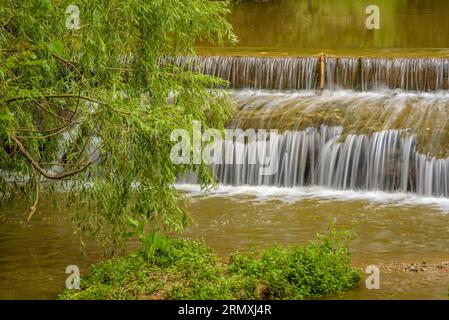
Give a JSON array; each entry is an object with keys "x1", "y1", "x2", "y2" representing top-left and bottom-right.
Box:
[{"x1": 0, "y1": 0, "x2": 236, "y2": 249}]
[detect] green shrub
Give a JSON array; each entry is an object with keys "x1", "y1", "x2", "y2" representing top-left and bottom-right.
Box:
[
  {"x1": 59, "y1": 231, "x2": 362, "y2": 300},
  {"x1": 229, "y1": 230, "x2": 361, "y2": 299}
]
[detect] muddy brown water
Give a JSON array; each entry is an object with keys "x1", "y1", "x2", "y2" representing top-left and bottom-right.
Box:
[
  {"x1": 1, "y1": 188, "x2": 448, "y2": 300},
  {"x1": 2, "y1": 0, "x2": 449, "y2": 301},
  {"x1": 225, "y1": 0, "x2": 449, "y2": 50},
  {"x1": 198, "y1": 0, "x2": 449, "y2": 57}
]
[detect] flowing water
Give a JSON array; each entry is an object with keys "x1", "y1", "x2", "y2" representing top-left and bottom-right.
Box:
[
  {"x1": 180, "y1": 185, "x2": 449, "y2": 300},
  {"x1": 171, "y1": 56, "x2": 449, "y2": 91},
  {"x1": 2, "y1": 0, "x2": 449, "y2": 300},
  {"x1": 179, "y1": 89, "x2": 449, "y2": 196},
  {"x1": 2, "y1": 87, "x2": 449, "y2": 299},
  {"x1": 1, "y1": 190, "x2": 449, "y2": 300},
  {"x1": 172, "y1": 52, "x2": 449, "y2": 300}
]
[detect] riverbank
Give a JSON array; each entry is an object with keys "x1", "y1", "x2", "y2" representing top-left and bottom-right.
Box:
[
  {"x1": 59, "y1": 232, "x2": 361, "y2": 300},
  {"x1": 2, "y1": 191, "x2": 449, "y2": 299}
]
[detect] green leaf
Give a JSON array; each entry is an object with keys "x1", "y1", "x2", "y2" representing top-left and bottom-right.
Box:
[
  {"x1": 126, "y1": 216, "x2": 139, "y2": 228},
  {"x1": 5, "y1": 57, "x2": 16, "y2": 69},
  {"x1": 49, "y1": 40, "x2": 64, "y2": 56},
  {"x1": 0, "y1": 108, "x2": 13, "y2": 122}
]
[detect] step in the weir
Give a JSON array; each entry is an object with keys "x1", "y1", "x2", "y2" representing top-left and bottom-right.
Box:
[
  {"x1": 179, "y1": 125, "x2": 449, "y2": 197},
  {"x1": 326, "y1": 57, "x2": 449, "y2": 91},
  {"x1": 161, "y1": 56, "x2": 319, "y2": 90},
  {"x1": 162, "y1": 56, "x2": 449, "y2": 91}
]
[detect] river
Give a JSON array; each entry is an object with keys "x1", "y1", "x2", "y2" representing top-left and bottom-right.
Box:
[
  {"x1": 1, "y1": 187, "x2": 449, "y2": 299},
  {"x1": 2, "y1": 0, "x2": 449, "y2": 300}
]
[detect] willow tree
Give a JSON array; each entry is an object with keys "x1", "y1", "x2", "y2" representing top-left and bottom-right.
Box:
[{"x1": 0, "y1": 0, "x2": 236, "y2": 248}]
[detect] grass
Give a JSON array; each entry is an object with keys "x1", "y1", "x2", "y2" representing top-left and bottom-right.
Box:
[{"x1": 59, "y1": 230, "x2": 362, "y2": 300}]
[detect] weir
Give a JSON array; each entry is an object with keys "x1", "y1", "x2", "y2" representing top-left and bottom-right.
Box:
[
  {"x1": 168, "y1": 55, "x2": 449, "y2": 91},
  {"x1": 177, "y1": 55, "x2": 449, "y2": 198},
  {"x1": 205, "y1": 125, "x2": 449, "y2": 197}
]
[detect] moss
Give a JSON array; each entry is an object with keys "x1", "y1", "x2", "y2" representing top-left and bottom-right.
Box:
[{"x1": 59, "y1": 231, "x2": 361, "y2": 300}]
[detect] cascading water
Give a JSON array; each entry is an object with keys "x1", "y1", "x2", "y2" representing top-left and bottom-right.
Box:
[
  {"x1": 163, "y1": 56, "x2": 319, "y2": 90},
  {"x1": 198, "y1": 125, "x2": 448, "y2": 197},
  {"x1": 168, "y1": 55, "x2": 449, "y2": 91},
  {"x1": 177, "y1": 55, "x2": 449, "y2": 198}
]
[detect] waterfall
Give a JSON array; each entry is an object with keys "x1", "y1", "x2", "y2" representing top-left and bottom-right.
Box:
[
  {"x1": 165, "y1": 55, "x2": 449, "y2": 91},
  {"x1": 162, "y1": 56, "x2": 319, "y2": 90},
  {"x1": 174, "y1": 55, "x2": 449, "y2": 198},
  {"x1": 358, "y1": 58, "x2": 449, "y2": 91},
  {"x1": 197, "y1": 126, "x2": 448, "y2": 197},
  {"x1": 178, "y1": 89, "x2": 449, "y2": 198},
  {"x1": 325, "y1": 57, "x2": 360, "y2": 91}
]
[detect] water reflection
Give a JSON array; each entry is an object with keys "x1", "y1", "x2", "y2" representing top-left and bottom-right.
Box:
[{"x1": 225, "y1": 0, "x2": 449, "y2": 49}]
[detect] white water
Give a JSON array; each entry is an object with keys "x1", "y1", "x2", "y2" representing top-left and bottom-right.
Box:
[
  {"x1": 181, "y1": 126, "x2": 449, "y2": 196},
  {"x1": 172, "y1": 54, "x2": 449, "y2": 205},
  {"x1": 176, "y1": 184, "x2": 449, "y2": 213},
  {"x1": 179, "y1": 89, "x2": 449, "y2": 199}
]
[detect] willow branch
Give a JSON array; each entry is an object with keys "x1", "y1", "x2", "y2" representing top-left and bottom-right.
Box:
[
  {"x1": 16, "y1": 120, "x2": 80, "y2": 134},
  {"x1": 27, "y1": 173, "x2": 39, "y2": 222},
  {"x1": 11, "y1": 136, "x2": 92, "y2": 180},
  {"x1": 5, "y1": 93, "x2": 147, "y2": 118},
  {"x1": 33, "y1": 101, "x2": 70, "y2": 123},
  {"x1": 5, "y1": 94, "x2": 107, "y2": 106},
  {"x1": 15, "y1": 120, "x2": 78, "y2": 140},
  {"x1": 39, "y1": 162, "x2": 88, "y2": 167},
  {"x1": 51, "y1": 53, "x2": 78, "y2": 71}
]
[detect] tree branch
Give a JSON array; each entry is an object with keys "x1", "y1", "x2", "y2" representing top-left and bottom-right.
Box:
[
  {"x1": 16, "y1": 120, "x2": 80, "y2": 134},
  {"x1": 27, "y1": 174, "x2": 39, "y2": 222},
  {"x1": 11, "y1": 136, "x2": 93, "y2": 180},
  {"x1": 5, "y1": 94, "x2": 107, "y2": 106}
]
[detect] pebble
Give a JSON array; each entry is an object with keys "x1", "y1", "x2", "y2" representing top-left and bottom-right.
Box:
[{"x1": 377, "y1": 261, "x2": 449, "y2": 273}]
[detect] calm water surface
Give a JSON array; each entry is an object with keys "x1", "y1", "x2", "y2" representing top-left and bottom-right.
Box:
[{"x1": 223, "y1": 0, "x2": 449, "y2": 50}]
